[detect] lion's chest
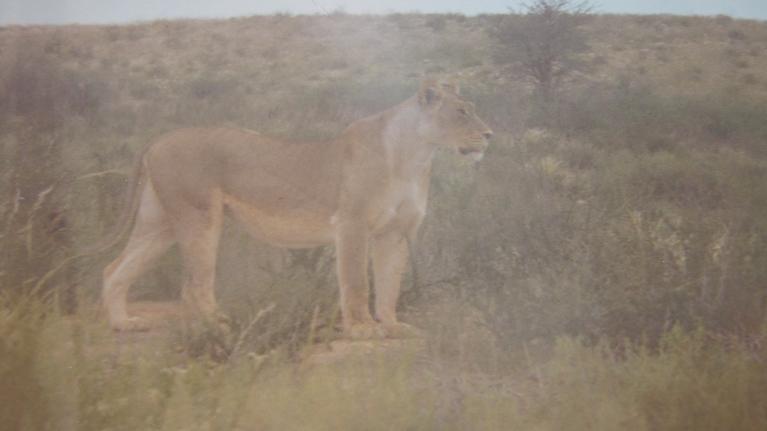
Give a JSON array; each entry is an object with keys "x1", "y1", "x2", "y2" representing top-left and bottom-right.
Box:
[{"x1": 368, "y1": 179, "x2": 427, "y2": 234}]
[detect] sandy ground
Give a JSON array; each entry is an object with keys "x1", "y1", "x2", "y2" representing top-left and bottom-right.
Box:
[{"x1": 102, "y1": 301, "x2": 426, "y2": 366}]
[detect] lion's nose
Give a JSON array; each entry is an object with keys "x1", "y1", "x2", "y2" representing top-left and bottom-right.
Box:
[{"x1": 482, "y1": 131, "x2": 494, "y2": 140}]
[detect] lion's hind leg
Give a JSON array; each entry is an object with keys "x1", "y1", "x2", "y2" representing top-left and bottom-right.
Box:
[{"x1": 103, "y1": 180, "x2": 174, "y2": 331}]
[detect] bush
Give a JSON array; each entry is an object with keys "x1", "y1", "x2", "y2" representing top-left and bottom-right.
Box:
[
  {"x1": 0, "y1": 36, "x2": 109, "y2": 129},
  {"x1": 171, "y1": 73, "x2": 250, "y2": 126},
  {"x1": 420, "y1": 126, "x2": 767, "y2": 350},
  {"x1": 555, "y1": 79, "x2": 767, "y2": 154},
  {"x1": 425, "y1": 15, "x2": 448, "y2": 32},
  {"x1": 490, "y1": 0, "x2": 593, "y2": 102}
]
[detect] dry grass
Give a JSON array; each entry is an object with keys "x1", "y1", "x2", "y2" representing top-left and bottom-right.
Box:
[
  {"x1": 2, "y1": 295, "x2": 766, "y2": 431},
  {"x1": 2, "y1": 12, "x2": 767, "y2": 430}
]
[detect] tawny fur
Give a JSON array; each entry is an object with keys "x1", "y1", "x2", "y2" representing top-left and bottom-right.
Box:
[{"x1": 102, "y1": 78, "x2": 493, "y2": 339}]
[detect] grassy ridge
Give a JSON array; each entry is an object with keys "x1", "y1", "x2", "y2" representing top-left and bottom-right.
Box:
[{"x1": 2, "y1": 12, "x2": 767, "y2": 429}]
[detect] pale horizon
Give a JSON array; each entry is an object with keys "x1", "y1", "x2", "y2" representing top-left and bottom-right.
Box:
[{"x1": 1, "y1": 0, "x2": 765, "y2": 25}]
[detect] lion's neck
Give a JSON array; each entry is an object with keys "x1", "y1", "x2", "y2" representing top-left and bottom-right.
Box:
[{"x1": 382, "y1": 98, "x2": 437, "y2": 180}]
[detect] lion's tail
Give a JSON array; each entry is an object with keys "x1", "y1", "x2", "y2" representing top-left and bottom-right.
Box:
[
  {"x1": 32, "y1": 147, "x2": 151, "y2": 293},
  {"x1": 81, "y1": 146, "x2": 150, "y2": 256}
]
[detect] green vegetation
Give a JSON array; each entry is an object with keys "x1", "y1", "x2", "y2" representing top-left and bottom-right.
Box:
[
  {"x1": 491, "y1": 0, "x2": 593, "y2": 102},
  {"x1": 2, "y1": 11, "x2": 767, "y2": 430}
]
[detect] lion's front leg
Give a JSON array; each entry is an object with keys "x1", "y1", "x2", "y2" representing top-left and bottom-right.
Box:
[
  {"x1": 174, "y1": 201, "x2": 224, "y2": 326},
  {"x1": 335, "y1": 218, "x2": 384, "y2": 339},
  {"x1": 372, "y1": 230, "x2": 422, "y2": 339}
]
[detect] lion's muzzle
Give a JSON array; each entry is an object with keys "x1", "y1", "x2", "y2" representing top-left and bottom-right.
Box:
[{"x1": 458, "y1": 130, "x2": 492, "y2": 161}]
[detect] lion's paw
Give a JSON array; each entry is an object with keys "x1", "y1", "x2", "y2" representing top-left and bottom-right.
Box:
[{"x1": 204, "y1": 312, "x2": 233, "y2": 335}]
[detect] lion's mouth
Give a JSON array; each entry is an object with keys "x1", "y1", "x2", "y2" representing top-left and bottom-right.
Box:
[{"x1": 459, "y1": 147, "x2": 485, "y2": 161}]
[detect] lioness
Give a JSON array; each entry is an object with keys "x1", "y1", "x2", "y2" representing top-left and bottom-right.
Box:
[{"x1": 103, "y1": 78, "x2": 492, "y2": 339}]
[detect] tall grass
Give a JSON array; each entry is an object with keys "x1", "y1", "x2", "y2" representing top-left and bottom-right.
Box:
[
  {"x1": 2, "y1": 294, "x2": 766, "y2": 430},
  {"x1": 0, "y1": 292, "x2": 48, "y2": 431}
]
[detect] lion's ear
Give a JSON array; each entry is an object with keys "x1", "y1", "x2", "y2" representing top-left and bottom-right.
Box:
[
  {"x1": 440, "y1": 79, "x2": 460, "y2": 95},
  {"x1": 418, "y1": 79, "x2": 443, "y2": 107}
]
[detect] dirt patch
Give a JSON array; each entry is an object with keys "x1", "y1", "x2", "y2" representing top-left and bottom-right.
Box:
[{"x1": 300, "y1": 338, "x2": 426, "y2": 369}]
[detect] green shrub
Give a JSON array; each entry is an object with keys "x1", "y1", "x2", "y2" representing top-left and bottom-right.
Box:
[
  {"x1": 420, "y1": 126, "x2": 767, "y2": 349},
  {"x1": 426, "y1": 15, "x2": 448, "y2": 32}
]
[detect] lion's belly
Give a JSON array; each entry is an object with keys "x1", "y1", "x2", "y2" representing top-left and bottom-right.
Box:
[{"x1": 223, "y1": 194, "x2": 335, "y2": 248}]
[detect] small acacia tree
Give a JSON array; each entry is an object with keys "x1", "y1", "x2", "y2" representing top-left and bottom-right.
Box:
[{"x1": 491, "y1": 0, "x2": 593, "y2": 102}]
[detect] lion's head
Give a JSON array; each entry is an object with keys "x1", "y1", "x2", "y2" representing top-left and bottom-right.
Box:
[{"x1": 417, "y1": 78, "x2": 493, "y2": 161}]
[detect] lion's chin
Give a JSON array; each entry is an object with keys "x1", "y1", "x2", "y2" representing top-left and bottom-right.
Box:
[{"x1": 458, "y1": 147, "x2": 485, "y2": 161}]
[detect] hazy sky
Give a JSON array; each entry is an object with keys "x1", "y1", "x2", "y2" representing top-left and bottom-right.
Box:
[{"x1": 1, "y1": 0, "x2": 765, "y2": 25}]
